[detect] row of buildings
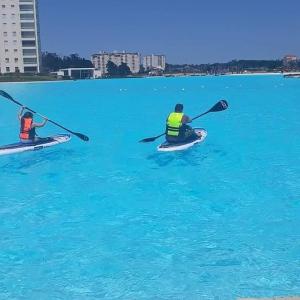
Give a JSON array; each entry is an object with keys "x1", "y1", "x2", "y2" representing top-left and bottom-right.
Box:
[
  {"x1": 91, "y1": 52, "x2": 166, "y2": 74},
  {"x1": 57, "y1": 52, "x2": 166, "y2": 79}
]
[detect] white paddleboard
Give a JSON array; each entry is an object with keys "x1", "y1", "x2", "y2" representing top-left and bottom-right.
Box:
[
  {"x1": 0, "y1": 134, "x2": 71, "y2": 156},
  {"x1": 157, "y1": 128, "x2": 207, "y2": 152}
]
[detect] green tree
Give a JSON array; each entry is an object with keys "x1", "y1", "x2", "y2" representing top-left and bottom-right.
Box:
[
  {"x1": 118, "y1": 63, "x2": 131, "y2": 76},
  {"x1": 139, "y1": 64, "x2": 145, "y2": 74},
  {"x1": 106, "y1": 61, "x2": 119, "y2": 76}
]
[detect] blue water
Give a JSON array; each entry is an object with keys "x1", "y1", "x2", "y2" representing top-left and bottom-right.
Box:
[{"x1": 0, "y1": 75, "x2": 300, "y2": 299}]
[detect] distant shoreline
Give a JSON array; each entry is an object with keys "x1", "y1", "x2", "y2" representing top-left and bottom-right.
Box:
[{"x1": 0, "y1": 71, "x2": 298, "y2": 84}]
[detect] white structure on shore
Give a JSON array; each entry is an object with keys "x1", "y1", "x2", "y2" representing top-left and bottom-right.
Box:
[
  {"x1": 91, "y1": 51, "x2": 140, "y2": 74},
  {"x1": 0, "y1": 0, "x2": 41, "y2": 74},
  {"x1": 283, "y1": 54, "x2": 298, "y2": 67},
  {"x1": 143, "y1": 54, "x2": 166, "y2": 71}
]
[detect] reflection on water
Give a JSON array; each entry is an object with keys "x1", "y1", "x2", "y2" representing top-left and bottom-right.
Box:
[
  {"x1": 0, "y1": 148, "x2": 77, "y2": 175},
  {"x1": 147, "y1": 143, "x2": 227, "y2": 167}
]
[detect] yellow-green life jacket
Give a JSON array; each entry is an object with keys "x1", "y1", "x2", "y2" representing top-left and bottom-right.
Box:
[{"x1": 166, "y1": 112, "x2": 184, "y2": 136}]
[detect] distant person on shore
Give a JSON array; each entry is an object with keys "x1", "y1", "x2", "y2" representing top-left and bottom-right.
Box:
[
  {"x1": 18, "y1": 106, "x2": 48, "y2": 143},
  {"x1": 165, "y1": 103, "x2": 200, "y2": 143}
]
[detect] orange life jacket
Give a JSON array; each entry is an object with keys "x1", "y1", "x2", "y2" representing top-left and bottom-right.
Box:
[{"x1": 20, "y1": 117, "x2": 35, "y2": 140}]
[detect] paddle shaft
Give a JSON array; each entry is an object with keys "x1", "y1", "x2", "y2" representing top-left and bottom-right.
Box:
[{"x1": 13, "y1": 97, "x2": 78, "y2": 135}]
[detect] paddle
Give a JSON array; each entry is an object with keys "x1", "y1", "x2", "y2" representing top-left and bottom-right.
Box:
[
  {"x1": 0, "y1": 90, "x2": 89, "y2": 141},
  {"x1": 139, "y1": 100, "x2": 228, "y2": 143}
]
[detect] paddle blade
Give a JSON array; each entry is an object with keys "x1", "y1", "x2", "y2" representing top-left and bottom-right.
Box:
[
  {"x1": 0, "y1": 90, "x2": 14, "y2": 101},
  {"x1": 139, "y1": 137, "x2": 157, "y2": 143},
  {"x1": 74, "y1": 132, "x2": 89, "y2": 141},
  {"x1": 210, "y1": 100, "x2": 229, "y2": 112}
]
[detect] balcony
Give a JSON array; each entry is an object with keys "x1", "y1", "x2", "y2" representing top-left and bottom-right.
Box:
[
  {"x1": 19, "y1": 5, "x2": 34, "y2": 12},
  {"x1": 22, "y1": 40, "x2": 36, "y2": 47},
  {"x1": 22, "y1": 48, "x2": 37, "y2": 57},
  {"x1": 23, "y1": 57, "x2": 37, "y2": 65},
  {"x1": 20, "y1": 14, "x2": 34, "y2": 21},
  {"x1": 21, "y1": 31, "x2": 35, "y2": 39},
  {"x1": 21, "y1": 22, "x2": 35, "y2": 29}
]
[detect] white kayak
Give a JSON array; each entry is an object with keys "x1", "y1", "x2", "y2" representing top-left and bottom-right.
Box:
[
  {"x1": 157, "y1": 128, "x2": 207, "y2": 152},
  {"x1": 0, "y1": 134, "x2": 71, "y2": 156}
]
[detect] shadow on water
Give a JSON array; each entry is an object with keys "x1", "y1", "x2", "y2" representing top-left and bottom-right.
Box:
[
  {"x1": 147, "y1": 143, "x2": 228, "y2": 168},
  {"x1": 0, "y1": 148, "x2": 77, "y2": 175}
]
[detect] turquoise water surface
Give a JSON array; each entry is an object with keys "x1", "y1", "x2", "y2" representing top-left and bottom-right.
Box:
[{"x1": 0, "y1": 75, "x2": 300, "y2": 299}]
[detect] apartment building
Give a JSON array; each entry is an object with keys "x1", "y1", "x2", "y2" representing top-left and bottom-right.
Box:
[
  {"x1": 0, "y1": 0, "x2": 41, "y2": 74},
  {"x1": 91, "y1": 51, "x2": 140, "y2": 74},
  {"x1": 143, "y1": 54, "x2": 166, "y2": 71}
]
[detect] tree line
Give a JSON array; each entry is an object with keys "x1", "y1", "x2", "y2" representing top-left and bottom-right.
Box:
[
  {"x1": 166, "y1": 59, "x2": 300, "y2": 74},
  {"x1": 42, "y1": 52, "x2": 93, "y2": 72}
]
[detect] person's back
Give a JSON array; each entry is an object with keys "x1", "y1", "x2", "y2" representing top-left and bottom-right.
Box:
[
  {"x1": 18, "y1": 107, "x2": 47, "y2": 143},
  {"x1": 166, "y1": 103, "x2": 197, "y2": 143}
]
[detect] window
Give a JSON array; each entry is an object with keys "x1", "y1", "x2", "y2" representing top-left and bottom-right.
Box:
[
  {"x1": 3, "y1": 31, "x2": 7, "y2": 37},
  {"x1": 23, "y1": 48, "x2": 36, "y2": 56},
  {"x1": 15, "y1": 67, "x2": 20, "y2": 73},
  {"x1": 19, "y1": 4, "x2": 34, "y2": 11},
  {"x1": 21, "y1": 22, "x2": 34, "y2": 29},
  {"x1": 22, "y1": 40, "x2": 36, "y2": 47},
  {"x1": 5, "y1": 49, "x2": 8, "y2": 53},
  {"x1": 23, "y1": 57, "x2": 37, "y2": 64},
  {"x1": 13, "y1": 31, "x2": 16, "y2": 37},
  {"x1": 11, "y1": 13, "x2": 16, "y2": 19},
  {"x1": 2, "y1": 5, "x2": 5, "y2": 8},
  {"x1": 11, "y1": 5, "x2": 15, "y2": 8},
  {"x1": 6, "y1": 67, "x2": 10, "y2": 72},
  {"x1": 5, "y1": 58, "x2": 9, "y2": 63},
  {"x1": 21, "y1": 31, "x2": 35, "y2": 38},
  {"x1": 20, "y1": 13, "x2": 34, "y2": 20},
  {"x1": 14, "y1": 49, "x2": 18, "y2": 53},
  {"x1": 2, "y1": 14, "x2": 6, "y2": 19},
  {"x1": 14, "y1": 58, "x2": 18, "y2": 63},
  {"x1": 24, "y1": 66, "x2": 37, "y2": 73}
]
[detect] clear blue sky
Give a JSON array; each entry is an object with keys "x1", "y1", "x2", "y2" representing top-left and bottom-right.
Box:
[{"x1": 39, "y1": 0, "x2": 300, "y2": 64}]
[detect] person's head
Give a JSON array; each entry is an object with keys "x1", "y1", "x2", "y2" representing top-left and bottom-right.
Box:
[
  {"x1": 23, "y1": 111, "x2": 33, "y2": 119},
  {"x1": 175, "y1": 103, "x2": 184, "y2": 113}
]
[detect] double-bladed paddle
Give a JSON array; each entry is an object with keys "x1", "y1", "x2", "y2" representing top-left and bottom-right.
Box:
[
  {"x1": 139, "y1": 100, "x2": 228, "y2": 143},
  {"x1": 0, "y1": 90, "x2": 89, "y2": 141}
]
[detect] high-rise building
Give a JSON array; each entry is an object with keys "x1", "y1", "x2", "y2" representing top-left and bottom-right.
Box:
[
  {"x1": 0, "y1": 0, "x2": 41, "y2": 74},
  {"x1": 91, "y1": 51, "x2": 140, "y2": 75},
  {"x1": 143, "y1": 55, "x2": 166, "y2": 71}
]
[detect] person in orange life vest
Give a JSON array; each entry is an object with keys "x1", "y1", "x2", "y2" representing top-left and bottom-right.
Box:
[
  {"x1": 18, "y1": 106, "x2": 48, "y2": 143},
  {"x1": 166, "y1": 103, "x2": 201, "y2": 143}
]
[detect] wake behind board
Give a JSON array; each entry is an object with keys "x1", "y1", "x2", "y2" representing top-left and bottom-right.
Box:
[
  {"x1": 0, "y1": 134, "x2": 71, "y2": 156},
  {"x1": 157, "y1": 128, "x2": 207, "y2": 152}
]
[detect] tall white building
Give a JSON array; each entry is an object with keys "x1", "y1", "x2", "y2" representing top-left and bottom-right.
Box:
[
  {"x1": 91, "y1": 51, "x2": 140, "y2": 74},
  {"x1": 143, "y1": 54, "x2": 166, "y2": 71},
  {"x1": 0, "y1": 0, "x2": 41, "y2": 74}
]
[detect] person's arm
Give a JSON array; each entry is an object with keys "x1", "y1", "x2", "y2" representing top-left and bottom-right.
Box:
[
  {"x1": 182, "y1": 115, "x2": 192, "y2": 124},
  {"x1": 32, "y1": 118, "x2": 48, "y2": 128},
  {"x1": 18, "y1": 107, "x2": 25, "y2": 121}
]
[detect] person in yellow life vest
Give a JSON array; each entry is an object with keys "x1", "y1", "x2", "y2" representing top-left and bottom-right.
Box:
[
  {"x1": 166, "y1": 103, "x2": 200, "y2": 143},
  {"x1": 18, "y1": 106, "x2": 48, "y2": 143}
]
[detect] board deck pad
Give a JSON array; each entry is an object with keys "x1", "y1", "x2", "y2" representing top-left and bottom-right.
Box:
[{"x1": 157, "y1": 128, "x2": 207, "y2": 152}]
